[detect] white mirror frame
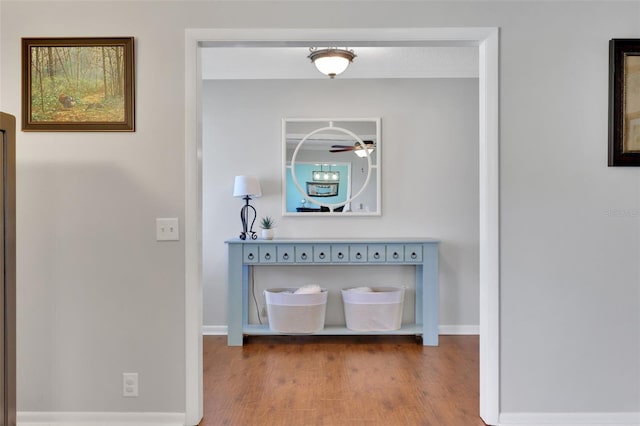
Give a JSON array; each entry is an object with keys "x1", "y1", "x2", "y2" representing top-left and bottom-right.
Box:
[{"x1": 282, "y1": 117, "x2": 381, "y2": 216}]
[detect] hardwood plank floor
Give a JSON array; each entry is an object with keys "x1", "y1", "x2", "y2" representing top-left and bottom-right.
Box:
[{"x1": 201, "y1": 335, "x2": 486, "y2": 426}]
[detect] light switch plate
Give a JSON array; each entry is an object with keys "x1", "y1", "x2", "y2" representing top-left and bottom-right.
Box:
[{"x1": 156, "y1": 218, "x2": 179, "y2": 241}]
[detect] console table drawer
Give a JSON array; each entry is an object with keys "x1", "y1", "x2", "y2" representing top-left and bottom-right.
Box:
[
  {"x1": 331, "y1": 244, "x2": 349, "y2": 262},
  {"x1": 243, "y1": 246, "x2": 259, "y2": 263},
  {"x1": 259, "y1": 246, "x2": 276, "y2": 263},
  {"x1": 367, "y1": 244, "x2": 386, "y2": 262},
  {"x1": 386, "y1": 244, "x2": 404, "y2": 262},
  {"x1": 295, "y1": 245, "x2": 313, "y2": 263},
  {"x1": 277, "y1": 245, "x2": 295, "y2": 263},
  {"x1": 404, "y1": 244, "x2": 423, "y2": 263},
  {"x1": 314, "y1": 244, "x2": 331, "y2": 263},
  {"x1": 349, "y1": 245, "x2": 367, "y2": 262}
]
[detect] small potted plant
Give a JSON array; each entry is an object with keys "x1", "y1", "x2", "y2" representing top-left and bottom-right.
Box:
[{"x1": 260, "y1": 216, "x2": 275, "y2": 240}]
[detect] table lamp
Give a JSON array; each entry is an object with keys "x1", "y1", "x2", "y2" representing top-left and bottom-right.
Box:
[{"x1": 233, "y1": 175, "x2": 262, "y2": 240}]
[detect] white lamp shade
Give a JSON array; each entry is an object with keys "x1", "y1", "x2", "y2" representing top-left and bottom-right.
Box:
[
  {"x1": 313, "y1": 56, "x2": 351, "y2": 77},
  {"x1": 233, "y1": 175, "x2": 262, "y2": 198}
]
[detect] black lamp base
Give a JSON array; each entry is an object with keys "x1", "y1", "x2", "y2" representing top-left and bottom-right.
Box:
[{"x1": 239, "y1": 196, "x2": 258, "y2": 240}]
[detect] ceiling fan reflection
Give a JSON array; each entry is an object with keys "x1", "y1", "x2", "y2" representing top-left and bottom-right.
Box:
[{"x1": 329, "y1": 141, "x2": 375, "y2": 153}]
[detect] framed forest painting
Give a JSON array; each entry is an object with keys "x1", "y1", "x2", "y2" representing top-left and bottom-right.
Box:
[{"x1": 21, "y1": 37, "x2": 135, "y2": 131}]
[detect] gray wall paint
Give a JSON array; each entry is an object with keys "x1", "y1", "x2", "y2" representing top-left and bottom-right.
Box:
[
  {"x1": 497, "y1": 4, "x2": 640, "y2": 412},
  {"x1": 1, "y1": 0, "x2": 638, "y2": 418},
  {"x1": 202, "y1": 78, "x2": 480, "y2": 328}
]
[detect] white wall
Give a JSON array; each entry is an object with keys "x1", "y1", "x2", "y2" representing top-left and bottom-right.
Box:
[
  {"x1": 1, "y1": 0, "x2": 638, "y2": 422},
  {"x1": 202, "y1": 78, "x2": 480, "y2": 328}
]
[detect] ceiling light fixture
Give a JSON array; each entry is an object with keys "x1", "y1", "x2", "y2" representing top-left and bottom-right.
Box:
[
  {"x1": 354, "y1": 145, "x2": 375, "y2": 158},
  {"x1": 312, "y1": 165, "x2": 340, "y2": 182},
  {"x1": 308, "y1": 47, "x2": 356, "y2": 79}
]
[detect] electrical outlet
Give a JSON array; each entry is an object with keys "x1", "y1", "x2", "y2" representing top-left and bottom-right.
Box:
[
  {"x1": 156, "y1": 218, "x2": 179, "y2": 241},
  {"x1": 122, "y1": 372, "x2": 139, "y2": 397}
]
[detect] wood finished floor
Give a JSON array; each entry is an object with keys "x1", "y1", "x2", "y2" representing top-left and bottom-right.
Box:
[{"x1": 201, "y1": 335, "x2": 486, "y2": 426}]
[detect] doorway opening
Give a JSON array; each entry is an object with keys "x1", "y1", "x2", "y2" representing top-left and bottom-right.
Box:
[{"x1": 184, "y1": 28, "x2": 500, "y2": 426}]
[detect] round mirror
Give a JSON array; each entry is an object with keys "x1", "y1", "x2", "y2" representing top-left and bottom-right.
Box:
[{"x1": 290, "y1": 124, "x2": 372, "y2": 212}]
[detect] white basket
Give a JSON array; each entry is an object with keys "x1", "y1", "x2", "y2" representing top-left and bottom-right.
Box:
[
  {"x1": 265, "y1": 288, "x2": 328, "y2": 333},
  {"x1": 341, "y1": 287, "x2": 405, "y2": 331}
]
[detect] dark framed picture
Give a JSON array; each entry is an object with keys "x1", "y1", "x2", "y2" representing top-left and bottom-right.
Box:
[
  {"x1": 609, "y1": 39, "x2": 640, "y2": 166},
  {"x1": 21, "y1": 37, "x2": 135, "y2": 132},
  {"x1": 306, "y1": 182, "x2": 339, "y2": 197}
]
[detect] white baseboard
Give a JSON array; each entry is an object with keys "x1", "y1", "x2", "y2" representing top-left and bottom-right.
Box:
[
  {"x1": 202, "y1": 325, "x2": 227, "y2": 335},
  {"x1": 500, "y1": 412, "x2": 640, "y2": 426},
  {"x1": 438, "y1": 324, "x2": 479, "y2": 335},
  {"x1": 17, "y1": 411, "x2": 185, "y2": 426},
  {"x1": 202, "y1": 325, "x2": 479, "y2": 335}
]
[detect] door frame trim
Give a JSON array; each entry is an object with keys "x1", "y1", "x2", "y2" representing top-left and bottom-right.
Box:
[{"x1": 184, "y1": 27, "x2": 500, "y2": 426}]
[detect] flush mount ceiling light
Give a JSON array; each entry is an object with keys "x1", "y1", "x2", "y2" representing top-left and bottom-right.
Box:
[{"x1": 308, "y1": 47, "x2": 356, "y2": 79}]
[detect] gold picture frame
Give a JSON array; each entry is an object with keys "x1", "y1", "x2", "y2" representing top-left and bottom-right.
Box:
[
  {"x1": 21, "y1": 37, "x2": 135, "y2": 132},
  {"x1": 609, "y1": 39, "x2": 640, "y2": 166}
]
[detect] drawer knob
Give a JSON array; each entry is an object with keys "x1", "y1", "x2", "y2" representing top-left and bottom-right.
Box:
[
  {"x1": 264, "y1": 253, "x2": 271, "y2": 260},
  {"x1": 374, "y1": 252, "x2": 380, "y2": 259},
  {"x1": 337, "y1": 252, "x2": 344, "y2": 259},
  {"x1": 411, "y1": 252, "x2": 417, "y2": 259},
  {"x1": 393, "y1": 252, "x2": 399, "y2": 259},
  {"x1": 301, "y1": 253, "x2": 308, "y2": 260},
  {"x1": 283, "y1": 253, "x2": 289, "y2": 260},
  {"x1": 356, "y1": 253, "x2": 362, "y2": 259},
  {"x1": 319, "y1": 252, "x2": 325, "y2": 259},
  {"x1": 248, "y1": 253, "x2": 254, "y2": 260}
]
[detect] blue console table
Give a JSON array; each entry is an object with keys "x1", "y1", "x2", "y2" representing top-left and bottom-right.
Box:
[{"x1": 225, "y1": 238, "x2": 439, "y2": 346}]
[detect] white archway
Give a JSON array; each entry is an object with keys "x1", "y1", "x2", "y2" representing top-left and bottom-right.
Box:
[{"x1": 184, "y1": 27, "x2": 500, "y2": 426}]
